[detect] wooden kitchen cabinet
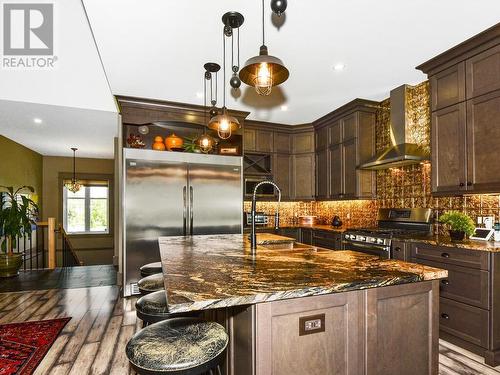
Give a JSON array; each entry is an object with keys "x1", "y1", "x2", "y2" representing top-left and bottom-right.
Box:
[
  {"x1": 391, "y1": 240, "x2": 409, "y2": 261},
  {"x1": 314, "y1": 100, "x2": 377, "y2": 200},
  {"x1": 466, "y1": 89, "x2": 500, "y2": 192},
  {"x1": 293, "y1": 153, "x2": 315, "y2": 199},
  {"x1": 273, "y1": 154, "x2": 292, "y2": 199},
  {"x1": 243, "y1": 128, "x2": 256, "y2": 151},
  {"x1": 243, "y1": 127, "x2": 273, "y2": 152},
  {"x1": 430, "y1": 62, "x2": 466, "y2": 111},
  {"x1": 418, "y1": 24, "x2": 500, "y2": 195},
  {"x1": 466, "y1": 44, "x2": 500, "y2": 99},
  {"x1": 274, "y1": 132, "x2": 291, "y2": 154},
  {"x1": 431, "y1": 103, "x2": 467, "y2": 194},
  {"x1": 293, "y1": 132, "x2": 315, "y2": 154}
]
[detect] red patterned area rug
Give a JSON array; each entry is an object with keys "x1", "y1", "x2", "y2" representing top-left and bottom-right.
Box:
[{"x1": 0, "y1": 318, "x2": 70, "y2": 375}]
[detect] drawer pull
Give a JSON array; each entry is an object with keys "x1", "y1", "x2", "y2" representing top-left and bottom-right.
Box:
[
  {"x1": 441, "y1": 313, "x2": 450, "y2": 320},
  {"x1": 441, "y1": 252, "x2": 450, "y2": 258},
  {"x1": 441, "y1": 279, "x2": 450, "y2": 285}
]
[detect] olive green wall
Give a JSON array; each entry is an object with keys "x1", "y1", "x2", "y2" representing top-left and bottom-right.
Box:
[
  {"x1": 42, "y1": 156, "x2": 115, "y2": 265},
  {"x1": 0, "y1": 135, "x2": 43, "y2": 208}
]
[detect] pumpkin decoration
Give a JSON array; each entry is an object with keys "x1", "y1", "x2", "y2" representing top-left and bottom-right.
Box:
[
  {"x1": 152, "y1": 136, "x2": 166, "y2": 151},
  {"x1": 165, "y1": 133, "x2": 184, "y2": 151}
]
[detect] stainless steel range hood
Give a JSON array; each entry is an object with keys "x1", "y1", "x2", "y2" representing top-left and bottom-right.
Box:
[{"x1": 359, "y1": 84, "x2": 430, "y2": 170}]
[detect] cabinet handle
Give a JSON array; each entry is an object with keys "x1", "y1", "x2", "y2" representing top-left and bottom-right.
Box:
[
  {"x1": 394, "y1": 247, "x2": 401, "y2": 252},
  {"x1": 459, "y1": 182, "x2": 465, "y2": 187},
  {"x1": 441, "y1": 252, "x2": 450, "y2": 258},
  {"x1": 441, "y1": 279, "x2": 450, "y2": 285},
  {"x1": 441, "y1": 313, "x2": 450, "y2": 320}
]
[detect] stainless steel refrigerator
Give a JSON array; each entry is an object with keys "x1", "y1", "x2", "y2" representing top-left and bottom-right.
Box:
[{"x1": 122, "y1": 148, "x2": 243, "y2": 296}]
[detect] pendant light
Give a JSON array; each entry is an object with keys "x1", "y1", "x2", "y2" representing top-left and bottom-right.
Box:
[
  {"x1": 208, "y1": 16, "x2": 242, "y2": 140},
  {"x1": 64, "y1": 148, "x2": 81, "y2": 193},
  {"x1": 239, "y1": 0, "x2": 289, "y2": 96},
  {"x1": 195, "y1": 63, "x2": 217, "y2": 153}
]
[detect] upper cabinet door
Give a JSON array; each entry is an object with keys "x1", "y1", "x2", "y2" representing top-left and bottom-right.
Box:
[
  {"x1": 466, "y1": 44, "x2": 500, "y2": 100},
  {"x1": 342, "y1": 114, "x2": 357, "y2": 141},
  {"x1": 315, "y1": 126, "x2": 330, "y2": 151},
  {"x1": 255, "y1": 130, "x2": 274, "y2": 152},
  {"x1": 466, "y1": 90, "x2": 500, "y2": 192},
  {"x1": 316, "y1": 149, "x2": 329, "y2": 199},
  {"x1": 430, "y1": 62, "x2": 466, "y2": 111},
  {"x1": 293, "y1": 153, "x2": 315, "y2": 199},
  {"x1": 293, "y1": 132, "x2": 315, "y2": 154},
  {"x1": 274, "y1": 132, "x2": 291, "y2": 154},
  {"x1": 329, "y1": 143, "x2": 343, "y2": 198},
  {"x1": 431, "y1": 103, "x2": 467, "y2": 194},
  {"x1": 330, "y1": 121, "x2": 342, "y2": 145},
  {"x1": 244, "y1": 128, "x2": 256, "y2": 151},
  {"x1": 274, "y1": 154, "x2": 292, "y2": 199},
  {"x1": 342, "y1": 138, "x2": 357, "y2": 198}
]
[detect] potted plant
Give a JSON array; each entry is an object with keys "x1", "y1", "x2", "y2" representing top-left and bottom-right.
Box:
[
  {"x1": 0, "y1": 186, "x2": 39, "y2": 277},
  {"x1": 439, "y1": 211, "x2": 475, "y2": 241}
]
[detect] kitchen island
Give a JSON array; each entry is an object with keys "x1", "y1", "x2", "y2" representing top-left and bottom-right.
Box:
[{"x1": 159, "y1": 234, "x2": 447, "y2": 375}]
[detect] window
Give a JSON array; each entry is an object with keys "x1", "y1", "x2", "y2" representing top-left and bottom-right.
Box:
[{"x1": 63, "y1": 183, "x2": 109, "y2": 234}]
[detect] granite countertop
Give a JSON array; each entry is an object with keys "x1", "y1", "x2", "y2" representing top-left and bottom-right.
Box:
[
  {"x1": 159, "y1": 234, "x2": 447, "y2": 313},
  {"x1": 393, "y1": 234, "x2": 500, "y2": 252}
]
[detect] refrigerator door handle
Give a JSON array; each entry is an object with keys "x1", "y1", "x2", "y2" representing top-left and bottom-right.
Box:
[
  {"x1": 190, "y1": 186, "x2": 194, "y2": 235},
  {"x1": 183, "y1": 186, "x2": 187, "y2": 235}
]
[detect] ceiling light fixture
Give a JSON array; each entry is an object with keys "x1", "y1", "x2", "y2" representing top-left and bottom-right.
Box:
[
  {"x1": 333, "y1": 63, "x2": 346, "y2": 71},
  {"x1": 195, "y1": 63, "x2": 217, "y2": 153},
  {"x1": 33, "y1": 118, "x2": 42, "y2": 124},
  {"x1": 64, "y1": 148, "x2": 81, "y2": 193},
  {"x1": 208, "y1": 16, "x2": 242, "y2": 140},
  {"x1": 280, "y1": 105, "x2": 288, "y2": 111},
  {"x1": 195, "y1": 92, "x2": 203, "y2": 98},
  {"x1": 239, "y1": 0, "x2": 289, "y2": 96}
]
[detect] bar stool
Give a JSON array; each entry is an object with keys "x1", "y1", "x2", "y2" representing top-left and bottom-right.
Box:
[
  {"x1": 126, "y1": 317, "x2": 228, "y2": 375},
  {"x1": 136, "y1": 290, "x2": 200, "y2": 327},
  {"x1": 138, "y1": 273, "x2": 164, "y2": 295},
  {"x1": 140, "y1": 262, "x2": 162, "y2": 277}
]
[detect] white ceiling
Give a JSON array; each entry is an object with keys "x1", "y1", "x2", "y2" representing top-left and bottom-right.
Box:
[
  {"x1": 0, "y1": 100, "x2": 118, "y2": 158},
  {"x1": 0, "y1": 0, "x2": 118, "y2": 158},
  {"x1": 1, "y1": 1, "x2": 499, "y2": 158},
  {"x1": 83, "y1": 0, "x2": 500, "y2": 125}
]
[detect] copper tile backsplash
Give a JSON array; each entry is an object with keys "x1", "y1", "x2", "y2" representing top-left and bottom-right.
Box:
[{"x1": 245, "y1": 81, "x2": 500, "y2": 229}]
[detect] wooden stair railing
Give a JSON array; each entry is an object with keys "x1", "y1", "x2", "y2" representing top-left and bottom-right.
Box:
[{"x1": 59, "y1": 225, "x2": 84, "y2": 267}]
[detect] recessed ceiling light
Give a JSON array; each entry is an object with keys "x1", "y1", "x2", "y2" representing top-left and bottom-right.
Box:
[
  {"x1": 33, "y1": 118, "x2": 42, "y2": 124},
  {"x1": 333, "y1": 63, "x2": 346, "y2": 71},
  {"x1": 195, "y1": 92, "x2": 203, "y2": 98},
  {"x1": 280, "y1": 105, "x2": 288, "y2": 111}
]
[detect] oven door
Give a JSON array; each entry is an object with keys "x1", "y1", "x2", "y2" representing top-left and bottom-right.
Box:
[{"x1": 343, "y1": 240, "x2": 391, "y2": 259}]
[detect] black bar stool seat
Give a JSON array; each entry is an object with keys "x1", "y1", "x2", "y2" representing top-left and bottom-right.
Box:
[
  {"x1": 138, "y1": 273, "x2": 164, "y2": 295},
  {"x1": 136, "y1": 290, "x2": 199, "y2": 325},
  {"x1": 126, "y1": 317, "x2": 228, "y2": 375},
  {"x1": 140, "y1": 262, "x2": 162, "y2": 277}
]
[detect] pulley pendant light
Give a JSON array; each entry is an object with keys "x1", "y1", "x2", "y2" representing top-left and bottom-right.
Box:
[
  {"x1": 64, "y1": 148, "x2": 81, "y2": 193},
  {"x1": 195, "y1": 64, "x2": 217, "y2": 153},
  {"x1": 239, "y1": 0, "x2": 289, "y2": 96},
  {"x1": 208, "y1": 14, "x2": 242, "y2": 140}
]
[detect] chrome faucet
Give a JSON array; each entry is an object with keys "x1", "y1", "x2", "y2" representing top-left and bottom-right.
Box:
[{"x1": 251, "y1": 180, "x2": 281, "y2": 253}]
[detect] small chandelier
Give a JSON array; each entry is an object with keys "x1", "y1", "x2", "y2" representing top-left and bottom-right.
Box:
[
  {"x1": 208, "y1": 13, "x2": 243, "y2": 139},
  {"x1": 239, "y1": 0, "x2": 289, "y2": 96},
  {"x1": 195, "y1": 63, "x2": 217, "y2": 153},
  {"x1": 64, "y1": 147, "x2": 81, "y2": 193}
]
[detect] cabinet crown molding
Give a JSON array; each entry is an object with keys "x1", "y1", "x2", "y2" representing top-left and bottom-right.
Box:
[{"x1": 313, "y1": 98, "x2": 380, "y2": 130}]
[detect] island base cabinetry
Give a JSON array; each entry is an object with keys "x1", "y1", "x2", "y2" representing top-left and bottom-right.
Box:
[{"x1": 225, "y1": 280, "x2": 439, "y2": 375}]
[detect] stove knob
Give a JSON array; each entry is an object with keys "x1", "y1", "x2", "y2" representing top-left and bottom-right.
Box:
[
  {"x1": 368, "y1": 237, "x2": 376, "y2": 243},
  {"x1": 345, "y1": 234, "x2": 350, "y2": 240},
  {"x1": 350, "y1": 235, "x2": 356, "y2": 240},
  {"x1": 358, "y1": 236, "x2": 366, "y2": 241},
  {"x1": 377, "y1": 238, "x2": 384, "y2": 244}
]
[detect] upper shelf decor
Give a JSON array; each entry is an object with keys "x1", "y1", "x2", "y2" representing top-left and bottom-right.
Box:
[
  {"x1": 239, "y1": 0, "x2": 289, "y2": 96},
  {"x1": 64, "y1": 148, "x2": 81, "y2": 193}
]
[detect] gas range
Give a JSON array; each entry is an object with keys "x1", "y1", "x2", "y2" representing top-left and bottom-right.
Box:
[{"x1": 343, "y1": 208, "x2": 433, "y2": 258}]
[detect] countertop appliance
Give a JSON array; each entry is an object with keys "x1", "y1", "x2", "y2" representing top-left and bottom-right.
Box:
[
  {"x1": 122, "y1": 149, "x2": 243, "y2": 296},
  {"x1": 244, "y1": 212, "x2": 268, "y2": 226},
  {"x1": 343, "y1": 208, "x2": 432, "y2": 258}
]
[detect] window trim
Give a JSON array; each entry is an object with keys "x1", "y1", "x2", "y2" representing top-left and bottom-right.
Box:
[
  {"x1": 58, "y1": 172, "x2": 114, "y2": 238},
  {"x1": 63, "y1": 185, "x2": 110, "y2": 235}
]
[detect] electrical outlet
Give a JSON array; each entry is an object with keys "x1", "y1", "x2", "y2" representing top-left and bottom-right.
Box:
[{"x1": 478, "y1": 216, "x2": 483, "y2": 225}]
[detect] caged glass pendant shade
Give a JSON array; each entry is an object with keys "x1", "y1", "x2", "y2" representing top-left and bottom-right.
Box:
[
  {"x1": 239, "y1": 45, "x2": 289, "y2": 96},
  {"x1": 64, "y1": 148, "x2": 81, "y2": 193},
  {"x1": 195, "y1": 133, "x2": 215, "y2": 153},
  {"x1": 208, "y1": 107, "x2": 240, "y2": 140}
]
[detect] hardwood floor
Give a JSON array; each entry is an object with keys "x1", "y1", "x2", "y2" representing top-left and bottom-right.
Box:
[
  {"x1": 0, "y1": 265, "x2": 117, "y2": 293},
  {"x1": 0, "y1": 285, "x2": 499, "y2": 375}
]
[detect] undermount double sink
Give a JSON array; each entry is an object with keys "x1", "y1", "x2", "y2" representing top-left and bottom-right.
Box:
[{"x1": 255, "y1": 233, "x2": 314, "y2": 251}]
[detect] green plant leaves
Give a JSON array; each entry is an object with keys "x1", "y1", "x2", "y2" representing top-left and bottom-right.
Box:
[{"x1": 439, "y1": 211, "x2": 475, "y2": 236}]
